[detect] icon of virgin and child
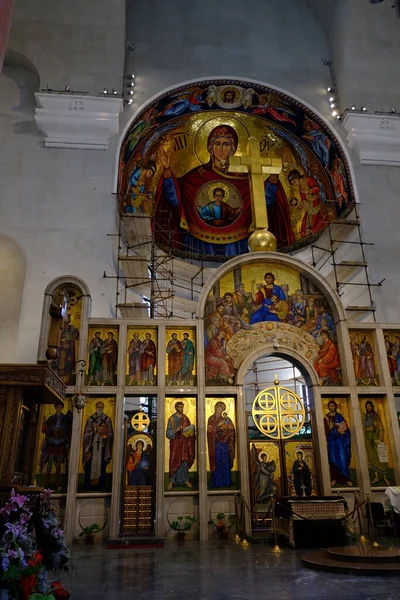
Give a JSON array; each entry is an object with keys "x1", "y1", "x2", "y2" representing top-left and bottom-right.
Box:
[{"x1": 155, "y1": 124, "x2": 295, "y2": 257}]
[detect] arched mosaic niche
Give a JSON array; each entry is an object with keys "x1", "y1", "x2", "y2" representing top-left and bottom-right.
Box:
[
  {"x1": 118, "y1": 79, "x2": 355, "y2": 261},
  {"x1": 203, "y1": 260, "x2": 342, "y2": 386}
]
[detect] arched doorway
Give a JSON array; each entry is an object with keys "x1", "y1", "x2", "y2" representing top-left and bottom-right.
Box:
[{"x1": 243, "y1": 352, "x2": 320, "y2": 532}]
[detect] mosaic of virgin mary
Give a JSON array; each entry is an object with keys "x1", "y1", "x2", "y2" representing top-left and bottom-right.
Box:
[{"x1": 155, "y1": 124, "x2": 294, "y2": 258}]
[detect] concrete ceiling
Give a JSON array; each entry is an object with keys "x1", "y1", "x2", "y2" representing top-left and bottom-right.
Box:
[{"x1": 303, "y1": 0, "x2": 336, "y2": 34}]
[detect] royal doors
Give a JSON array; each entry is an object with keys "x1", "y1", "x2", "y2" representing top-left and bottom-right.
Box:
[{"x1": 247, "y1": 378, "x2": 318, "y2": 529}]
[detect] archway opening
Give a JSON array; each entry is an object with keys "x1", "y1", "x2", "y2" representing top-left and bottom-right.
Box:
[{"x1": 243, "y1": 352, "x2": 318, "y2": 533}]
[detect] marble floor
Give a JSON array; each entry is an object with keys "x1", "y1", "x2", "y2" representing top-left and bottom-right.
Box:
[{"x1": 62, "y1": 540, "x2": 400, "y2": 600}]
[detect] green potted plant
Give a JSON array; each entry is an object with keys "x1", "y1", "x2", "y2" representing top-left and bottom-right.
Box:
[
  {"x1": 170, "y1": 515, "x2": 197, "y2": 541},
  {"x1": 78, "y1": 523, "x2": 100, "y2": 546},
  {"x1": 78, "y1": 510, "x2": 108, "y2": 545},
  {"x1": 208, "y1": 512, "x2": 236, "y2": 539}
]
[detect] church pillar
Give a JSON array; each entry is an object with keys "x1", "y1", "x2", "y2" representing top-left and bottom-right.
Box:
[
  {"x1": 37, "y1": 293, "x2": 53, "y2": 362},
  {"x1": 375, "y1": 328, "x2": 400, "y2": 484},
  {"x1": 109, "y1": 324, "x2": 128, "y2": 539},
  {"x1": 64, "y1": 407, "x2": 82, "y2": 542},
  {"x1": 310, "y1": 384, "x2": 331, "y2": 495},
  {"x1": 63, "y1": 292, "x2": 90, "y2": 543},
  {"x1": 348, "y1": 387, "x2": 371, "y2": 506},
  {"x1": 236, "y1": 385, "x2": 252, "y2": 538},
  {"x1": 156, "y1": 326, "x2": 166, "y2": 538},
  {"x1": 196, "y1": 319, "x2": 208, "y2": 541},
  {"x1": 336, "y1": 320, "x2": 356, "y2": 387}
]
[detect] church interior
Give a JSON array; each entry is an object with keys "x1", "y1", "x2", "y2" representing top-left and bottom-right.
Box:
[{"x1": 2, "y1": 0, "x2": 400, "y2": 598}]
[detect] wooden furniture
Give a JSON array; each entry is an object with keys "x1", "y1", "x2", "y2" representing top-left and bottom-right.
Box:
[
  {"x1": 0, "y1": 364, "x2": 66, "y2": 487},
  {"x1": 276, "y1": 496, "x2": 348, "y2": 548}
]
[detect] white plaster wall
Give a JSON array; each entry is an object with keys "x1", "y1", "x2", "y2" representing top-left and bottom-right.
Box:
[
  {"x1": 307, "y1": 1, "x2": 400, "y2": 322},
  {"x1": 74, "y1": 496, "x2": 111, "y2": 541},
  {"x1": 0, "y1": 235, "x2": 26, "y2": 362},
  {"x1": 0, "y1": 0, "x2": 126, "y2": 363},
  {"x1": 0, "y1": 72, "x2": 118, "y2": 363},
  {"x1": 328, "y1": 0, "x2": 400, "y2": 112},
  {"x1": 352, "y1": 159, "x2": 400, "y2": 323},
  {"x1": 125, "y1": 0, "x2": 332, "y2": 117},
  {"x1": 7, "y1": 0, "x2": 126, "y2": 96},
  {"x1": 324, "y1": 126, "x2": 400, "y2": 322},
  {"x1": 164, "y1": 495, "x2": 199, "y2": 540}
]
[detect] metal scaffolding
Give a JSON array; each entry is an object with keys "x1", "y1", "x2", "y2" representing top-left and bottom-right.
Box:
[
  {"x1": 107, "y1": 193, "x2": 209, "y2": 319},
  {"x1": 105, "y1": 195, "x2": 382, "y2": 322},
  {"x1": 310, "y1": 204, "x2": 384, "y2": 321}
]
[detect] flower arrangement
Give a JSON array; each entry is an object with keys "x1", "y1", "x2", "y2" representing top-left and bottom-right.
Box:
[
  {"x1": 31, "y1": 490, "x2": 70, "y2": 574},
  {"x1": 0, "y1": 489, "x2": 70, "y2": 600},
  {"x1": 49, "y1": 582, "x2": 70, "y2": 600},
  {"x1": 208, "y1": 512, "x2": 235, "y2": 536}
]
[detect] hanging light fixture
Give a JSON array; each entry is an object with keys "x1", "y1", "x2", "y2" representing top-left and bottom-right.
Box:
[
  {"x1": 72, "y1": 392, "x2": 86, "y2": 413},
  {"x1": 72, "y1": 360, "x2": 87, "y2": 413}
]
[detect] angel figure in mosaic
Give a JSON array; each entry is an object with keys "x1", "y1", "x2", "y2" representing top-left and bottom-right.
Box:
[{"x1": 251, "y1": 445, "x2": 277, "y2": 509}]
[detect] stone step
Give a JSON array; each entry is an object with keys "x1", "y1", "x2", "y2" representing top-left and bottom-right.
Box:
[{"x1": 302, "y1": 545, "x2": 400, "y2": 575}]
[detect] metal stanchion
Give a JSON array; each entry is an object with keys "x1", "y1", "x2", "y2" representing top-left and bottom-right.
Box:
[
  {"x1": 354, "y1": 492, "x2": 368, "y2": 544},
  {"x1": 234, "y1": 494, "x2": 241, "y2": 543},
  {"x1": 366, "y1": 492, "x2": 379, "y2": 547},
  {"x1": 271, "y1": 498, "x2": 281, "y2": 553}
]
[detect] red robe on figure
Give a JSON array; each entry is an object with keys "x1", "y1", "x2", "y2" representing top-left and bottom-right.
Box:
[
  {"x1": 315, "y1": 338, "x2": 341, "y2": 383},
  {"x1": 167, "y1": 413, "x2": 195, "y2": 479},
  {"x1": 300, "y1": 176, "x2": 327, "y2": 238},
  {"x1": 155, "y1": 162, "x2": 295, "y2": 253}
]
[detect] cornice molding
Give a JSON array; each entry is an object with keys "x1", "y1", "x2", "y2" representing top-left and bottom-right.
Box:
[
  {"x1": 34, "y1": 93, "x2": 124, "y2": 150},
  {"x1": 342, "y1": 113, "x2": 400, "y2": 166}
]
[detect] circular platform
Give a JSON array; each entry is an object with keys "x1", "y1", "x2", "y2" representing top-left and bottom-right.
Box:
[
  {"x1": 327, "y1": 545, "x2": 400, "y2": 564},
  {"x1": 302, "y1": 545, "x2": 400, "y2": 576}
]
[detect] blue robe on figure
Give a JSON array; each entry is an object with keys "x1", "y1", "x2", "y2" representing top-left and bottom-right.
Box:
[
  {"x1": 207, "y1": 413, "x2": 236, "y2": 488},
  {"x1": 128, "y1": 451, "x2": 151, "y2": 485},
  {"x1": 126, "y1": 167, "x2": 146, "y2": 213},
  {"x1": 250, "y1": 284, "x2": 285, "y2": 325},
  {"x1": 324, "y1": 411, "x2": 351, "y2": 482}
]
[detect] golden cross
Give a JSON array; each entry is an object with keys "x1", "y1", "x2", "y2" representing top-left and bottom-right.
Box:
[
  {"x1": 228, "y1": 137, "x2": 282, "y2": 230},
  {"x1": 131, "y1": 412, "x2": 150, "y2": 432}
]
